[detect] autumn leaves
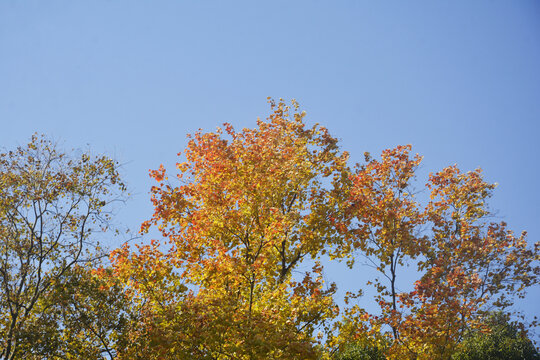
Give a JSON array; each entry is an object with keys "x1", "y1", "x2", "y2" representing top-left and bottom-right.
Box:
[
  {"x1": 113, "y1": 100, "x2": 347, "y2": 358},
  {"x1": 1, "y1": 101, "x2": 538, "y2": 359},
  {"x1": 110, "y1": 100, "x2": 538, "y2": 359},
  {"x1": 0, "y1": 135, "x2": 127, "y2": 359}
]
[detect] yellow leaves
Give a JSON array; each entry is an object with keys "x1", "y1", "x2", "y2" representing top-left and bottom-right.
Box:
[
  {"x1": 53, "y1": 96, "x2": 536, "y2": 360},
  {"x1": 325, "y1": 145, "x2": 540, "y2": 360},
  {"x1": 0, "y1": 135, "x2": 129, "y2": 359},
  {"x1": 108, "y1": 100, "x2": 349, "y2": 359}
]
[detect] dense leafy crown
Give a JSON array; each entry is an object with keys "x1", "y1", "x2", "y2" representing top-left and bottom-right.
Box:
[{"x1": 1, "y1": 102, "x2": 538, "y2": 360}]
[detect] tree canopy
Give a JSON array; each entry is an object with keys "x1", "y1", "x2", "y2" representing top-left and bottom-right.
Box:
[
  {"x1": 1, "y1": 101, "x2": 539, "y2": 359},
  {"x1": 0, "y1": 135, "x2": 127, "y2": 359}
]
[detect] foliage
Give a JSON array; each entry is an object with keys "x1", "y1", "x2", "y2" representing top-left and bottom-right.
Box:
[
  {"x1": 112, "y1": 99, "x2": 349, "y2": 359},
  {"x1": 111, "y1": 101, "x2": 538, "y2": 359},
  {"x1": 334, "y1": 145, "x2": 540, "y2": 359},
  {"x1": 334, "y1": 345, "x2": 386, "y2": 360},
  {"x1": 2, "y1": 102, "x2": 539, "y2": 359},
  {"x1": 452, "y1": 312, "x2": 539, "y2": 360},
  {"x1": 333, "y1": 337, "x2": 387, "y2": 360},
  {"x1": 0, "y1": 135, "x2": 126, "y2": 359},
  {"x1": 17, "y1": 264, "x2": 130, "y2": 359}
]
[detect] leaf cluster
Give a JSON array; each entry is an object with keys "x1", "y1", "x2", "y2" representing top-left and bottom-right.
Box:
[{"x1": 2, "y1": 102, "x2": 539, "y2": 360}]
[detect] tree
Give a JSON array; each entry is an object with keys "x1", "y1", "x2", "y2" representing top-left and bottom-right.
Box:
[
  {"x1": 107, "y1": 102, "x2": 538, "y2": 358},
  {"x1": 0, "y1": 135, "x2": 126, "y2": 359},
  {"x1": 334, "y1": 343, "x2": 386, "y2": 360},
  {"x1": 394, "y1": 166, "x2": 538, "y2": 359},
  {"x1": 5, "y1": 104, "x2": 538, "y2": 359},
  {"x1": 337, "y1": 146, "x2": 426, "y2": 341},
  {"x1": 334, "y1": 146, "x2": 539, "y2": 360},
  {"x1": 452, "y1": 312, "x2": 539, "y2": 360},
  {"x1": 111, "y1": 99, "x2": 349, "y2": 359},
  {"x1": 17, "y1": 264, "x2": 130, "y2": 359}
]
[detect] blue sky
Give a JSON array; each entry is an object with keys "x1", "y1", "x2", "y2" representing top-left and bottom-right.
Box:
[{"x1": 1, "y1": 0, "x2": 539, "y2": 335}]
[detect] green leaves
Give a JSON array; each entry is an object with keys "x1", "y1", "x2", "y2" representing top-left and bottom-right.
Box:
[{"x1": 453, "y1": 312, "x2": 540, "y2": 360}]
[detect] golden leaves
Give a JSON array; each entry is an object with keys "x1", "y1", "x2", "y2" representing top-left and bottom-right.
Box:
[
  {"x1": 112, "y1": 100, "x2": 347, "y2": 359},
  {"x1": 0, "y1": 134, "x2": 127, "y2": 359},
  {"x1": 102, "y1": 103, "x2": 538, "y2": 359},
  {"x1": 331, "y1": 145, "x2": 539, "y2": 360}
]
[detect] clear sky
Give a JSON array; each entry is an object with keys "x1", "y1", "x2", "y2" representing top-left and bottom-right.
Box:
[{"x1": 1, "y1": 0, "x2": 539, "y2": 336}]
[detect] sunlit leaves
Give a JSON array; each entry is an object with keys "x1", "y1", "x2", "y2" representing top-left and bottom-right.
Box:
[
  {"x1": 114, "y1": 99, "x2": 347, "y2": 359},
  {"x1": 5, "y1": 105, "x2": 537, "y2": 359},
  {"x1": 0, "y1": 134, "x2": 126, "y2": 360},
  {"x1": 333, "y1": 146, "x2": 539, "y2": 360}
]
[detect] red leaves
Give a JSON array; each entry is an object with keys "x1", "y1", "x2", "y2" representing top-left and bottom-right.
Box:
[
  {"x1": 111, "y1": 100, "x2": 348, "y2": 359},
  {"x1": 329, "y1": 145, "x2": 540, "y2": 359},
  {"x1": 104, "y1": 103, "x2": 538, "y2": 359},
  {"x1": 149, "y1": 164, "x2": 166, "y2": 182}
]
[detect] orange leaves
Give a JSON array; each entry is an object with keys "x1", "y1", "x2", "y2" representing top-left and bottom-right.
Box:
[
  {"x1": 104, "y1": 102, "x2": 539, "y2": 359},
  {"x1": 427, "y1": 166, "x2": 495, "y2": 224},
  {"x1": 347, "y1": 144, "x2": 425, "y2": 253},
  {"x1": 329, "y1": 145, "x2": 539, "y2": 360},
  {"x1": 111, "y1": 100, "x2": 347, "y2": 359},
  {"x1": 141, "y1": 100, "x2": 347, "y2": 286},
  {"x1": 149, "y1": 164, "x2": 166, "y2": 182}
]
